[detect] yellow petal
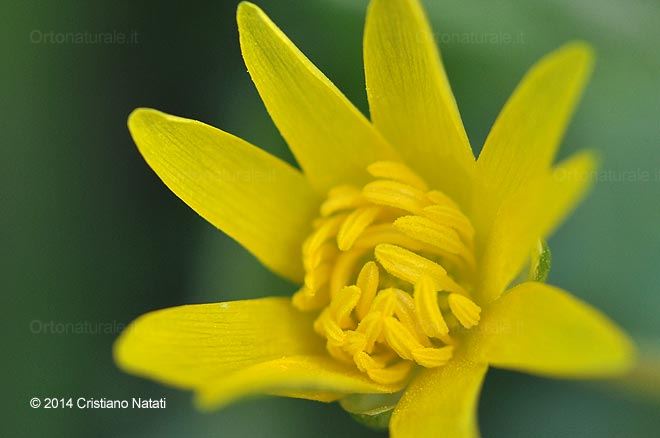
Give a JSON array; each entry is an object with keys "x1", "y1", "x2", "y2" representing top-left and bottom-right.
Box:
[
  {"x1": 390, "y1": 356, "x2": 488, "y2": 438},
  {"x1": 477, "y1": 151, "x2": 596, "y2": 302},
  {"x1": 269, "y1": 390, "x2": 342, "y2": 403},
  {"x1": 237, "y1": 2, "x2": 398, "y2": 193},
  {"x1": 114, "y1": 298, "x2": 323, "y2": 388},
  {"x1": 475, "y1": 42, "x2": 594, "y2": 231},
  {"x1": 128, "y1": 108, "x2": 318, "y2": 282},
  {"x1": 364, "y1": 0, "x2": 474, "y2": 205},
  {"x1": 196, "y1": 355, "x2": 403, "y2": 409},
  {"x1": 478, "y1": 282, "x2": 634, "y2": 377}
]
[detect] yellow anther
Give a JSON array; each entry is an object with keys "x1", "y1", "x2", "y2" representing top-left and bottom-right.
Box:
[
  {"x1": 320, "y1": 185, "x2": 365, "y2": 216},
  {"x1": 374, "y1": 244, "x2": 466, "y2": 294},
  {"x1": 367, "y1": 161, "x2": 429, "y2": 191},
  {"x1": 337, "y1": 206, "x2": 381, "y2": 251},
  {"x1": 303, "y1": 263, "x2": 331, "y2": 293},
  {"x1": 367, "y1": 360, "x2": 413, "y2": 385},
  {"x1": 369, "y1": 288, "x2": 398, "y2": 317},
  {"x1": 371, "y1": 349, "x2": 398, "y2": 364},
  {"x1": 394, "y1": 215, "x2": 469, "y2": 256},
  {"x1": 303, "y1": 242, "x2": 337, "y2": 271},
  {"x1": 355, "y1": 262, "x2": 380, "y2": 320},
  {"x1": 393, "y1": 289, "x2": 431, "y2": 346},
  {"x1": 292, "y1": 286, "x2": 328, "y2": 311},
  {"x1": 353, "y1": 224, "x2": 427, "y2": 252},
  {"x1": 342, "y1": 330, "x2": 367, "y2": 356},
  {"x1": 314, "y1": 310, "x2": 345, "y2": 344},
  {"x1": 329, "y1": 247, "x2": 370, "y2": 296},
  {"x1": 353, "y1": 351, "x2": 385, "y2": 372},
  {"x1": 426, "y1": 190, "x2": 459, "y2": 210},
  {"x1": 383, "y1": 317, "x2": 424, "y2": 361},
  {"x1": 362, "y1": 180, "x2": 428, "y2": 214},
  {"x1": 413, "y1": 276, "x2": 449, "y2": 339},
  {"x1": 356, "y1": 312, "x2": 384, "y2": 352},
  {"x1": 326, "y1": 341, "x2": 354, "y2": 364},
  {"x1": 375, "y1": 243, "x2": 444, "y2": 279},
  {"x1": 301, "y1": 161, "x2": 482, "y2": 383},
  {"x1": 303, "y1": 214, "x2": 346, "y2": 255},
  {"x1": 329, "y1": 286, "x2": 361, "y2": 328},
  {"x1": 412, "y1": 346, "x2": 454, "y2": 368},
  {"x1": 448, "y1": 293, "x2": 482, "y2": 328},
  {"x1": 422, "y1": 205, "x2": 475, "y2": 242}
]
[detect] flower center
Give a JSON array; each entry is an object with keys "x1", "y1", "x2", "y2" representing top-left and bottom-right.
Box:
[{"x1": 293, "y1": 161, "x2": 481, "y2": 385}]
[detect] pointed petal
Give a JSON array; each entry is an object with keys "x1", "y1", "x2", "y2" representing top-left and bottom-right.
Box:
[
  {"x1": 390, "y1": 356, "x2": 488, "y2": 438},
  {"x1": 114, "y1": 298, "x2": 322, "y2": 388},
  {"x1": 475, "y1": 42, "x2": 594, "y2": 228},
  {"x1": 196, "y1": 355, "x2": 403, "y2": 409},
  {"x1": 237, "y1": 2, "x2": 398, "y2": 193},
  {"x1": 364, "y1": 0, "x2": 474, "y2": 204},
  {"x1": 128, "y1": 108, "x2": 318, "y2": 282},
  {"x1": 477, "y1": 151, "x2": 596, "y2": 302},
  {"x1": 478, "y1": 282, "x2": 635, "y2": 377}
]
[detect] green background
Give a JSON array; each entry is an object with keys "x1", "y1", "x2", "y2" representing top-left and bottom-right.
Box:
[{"x1": 4, "y1": 0, "x2": 659, "y2": 436}]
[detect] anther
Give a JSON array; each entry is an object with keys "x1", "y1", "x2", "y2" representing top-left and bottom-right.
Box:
[
  {"x1": 337, "y1": 206, "x2": 382, "y2": 251},
  {"x1": 367, "y1": 161, "x2": 429, "y2": 191},
  {"x1": 447, "y1": 293, "x2": 482, "y2": 328},
  {"x1": 297, "y1": 161, "x2": 482, "y2": 384},
  {"x1": 412, "y1": 346, "x2": 454, "y2": 368},
  {"x1": 413, "y1": 276, "x2": 449, "y2": 339},
  {"x1": 362, "y1": 180, "x2": 429, "y2": 213}
]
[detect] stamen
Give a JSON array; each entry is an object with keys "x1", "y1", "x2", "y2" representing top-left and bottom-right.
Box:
[
  {"x1": 355, "y1": 262, "x2": 379, "y2": 320},
  {"x1": 374, "y1": 244, "x2": 466, "y2": 294},
  {"x1": 363, "y1": 180, "x2": 429, "y2": 213},
  {"x1": 383, "y1": 317, "x2": 423, "y2": 361},
  {"x1": 314, "y1": 311, "x2": 345, "y2": 344},
  {"x1": 320, "y1": 185, "x2": 365, "y2": 216},
  {"x1": 367, "y1": 161, "x2": 429, "y2": 191},
  {"x1": 356, "y1": 312, "x2": 384, "y2": 352},
  {"x1": 447, "y1": 293, "x2": 482, "y2": 328},
  {"x1": 412, "y1": 346, "x2": 454, "y2": 368},
  {"x1": 292, "y1": 286, "x2": 328, "y2": 310},
  {"x1": 393, "y1": 290, "x2": 431, "y2": 346},
  {"x1": 413, "y1": 276, "x2": 449, "y2": 339},
  {"x1": 329, "y1": 286, "x2": 361, "y2": 328},
  {"x1": 369, "y1": 288, "x2": 398, "y2": 317},
  {"x1": 337, "y1": 206, "x2": 382, "y2": 251},
  {"x1": 342, "y1": 331, "x2": 367, "y2": 356},
  {"x1": 303, "y1": 263, "x2": 331, "y2": 293},
  {"x1": 393, "y1": 215, "x2": 472, "y2": 259},
  {"x1": 295, "y1": 161, "x2": 482, "y2": 383},
  {"x1": 304, "y1": 242, "x2": 337, "y2": 271},
  {"x1": 354, "y1": 351, "x2": 385, "y2": 372},
  {"x1": 303, "y1": 214, "x2": 346, "y2": 256},
  {"x1": 326, "y1": 341, "x2": 354, "y2": 364},
  {"x1": 422, "y1": 205, "x2": 475, "y2": 243},
  {"x1": 352, "y1": 224, "x2": 428, "y2": 252},
  {"x1": 426, "y1": 190, "x2": 460, "y2": 210},
  {"x1": 329, "y1": 247, "x2": 369, "y2": 296},
  {"x1": 366, "y1": 361, "x2": 413, "y2": 385}
]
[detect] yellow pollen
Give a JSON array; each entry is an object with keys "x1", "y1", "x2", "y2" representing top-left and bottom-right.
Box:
[{"x1": 293, "y1": 161, "x2": 482, "y2": 384}]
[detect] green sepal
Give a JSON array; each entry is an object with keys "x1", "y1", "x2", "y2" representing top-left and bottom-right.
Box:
[
  {"x1": 339, "y1": 391, "x2": 403, "y2": 431},
  {"x1": 529, "y1": 239, "x2": 552, "y2": 282},
  {"x1": 348, "y1": 410, "x2": 393, "y2": 430}
]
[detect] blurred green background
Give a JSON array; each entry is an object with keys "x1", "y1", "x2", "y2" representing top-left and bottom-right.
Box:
[{"x1": 4, "y1": 0, "x2": 660, "y2": 436}]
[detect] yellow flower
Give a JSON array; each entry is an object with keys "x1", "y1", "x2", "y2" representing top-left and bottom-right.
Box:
[{"x1": 114, "y1": 1, "x2": 635, "y2": 436}]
